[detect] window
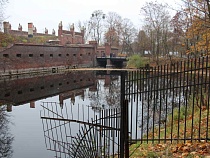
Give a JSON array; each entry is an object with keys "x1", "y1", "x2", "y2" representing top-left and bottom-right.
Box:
[
  {"x1": 50, "y1": 54, "x2": 53, "y2": 57},
  {"x1": 58, "y1": 54, "x2": 62, "y2": 57},
  {"x1": 16, "y1": 54, "x2": 21, "y2": 57},
  {"x1": 40, "y1": 54, "x2": 44, "y2": 57},
  {"x1": 59, "y1": 83, "x2": 62, "y2": 86},
  {"x1": 41, "y1": 86, "x2": 44, "y2": 90},
  {"x1": 5, "y1": 93, "x2": 10, "y2": 97},
  {"x1": 18, "y1": 90, "x2": 23, "y2": 94},
  {"x1": 3, "y1": 54, "x2": 9, "y2": 57},
  {"x1": 80, "y1": 54, "x2": 83, "y2": 57},
  {"x1": 29, "y1": 54, "x2": 33, "y2": 57},
  {"x1": 73, "y1": 54, "x2": 76, "y2": 57},
  {"x1": 30, "y1": 88, "x2": 34, "y2": 92},
  {"x1": 66, "y1": 54, "x2": 69, "y2": 56}
]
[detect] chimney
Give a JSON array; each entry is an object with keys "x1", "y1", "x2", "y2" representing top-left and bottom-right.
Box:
[
  {"x1": 33, "y1": 25, "x2": 37, "y2": 33},
  {"x1": 3, "y1": 22, "x2": 10, "y2": 34},
  {"x1": 45, "y1": 28, "x2": 48, "y2": 34},
  {"x1": 70, "y1": 23, "x2": 74, "y2": 32},
  {"x1": 18, "y1": 23, "x2": 22, "y2": 31},
  {"x1": 58, "y1": 21, "x2": 63, "y2": 44},
  {"x1": 81, "y1": 26, "x2": 85, "y2": 44},
  {"x1": 28, "y1": 22, "x2": 33, "y2": 38},
  {"x1": 58, "y1": 21, "x2": 62, "y2": 34},
  {"x1": 52, "y1": 29, "x2": 55, "y2": 35}
]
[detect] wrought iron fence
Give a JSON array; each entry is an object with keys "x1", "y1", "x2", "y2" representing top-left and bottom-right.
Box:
[
  {"x1": 125, "y1": 56, "x2": 210, "y2": 156},
  {"x1": 40, "y1": 56, "x2": 210, "y2": 157}
]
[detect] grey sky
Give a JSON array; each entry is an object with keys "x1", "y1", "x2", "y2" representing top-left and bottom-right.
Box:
[{"x1": 4, "y1": 0, "x2": 180, "y2": 34}]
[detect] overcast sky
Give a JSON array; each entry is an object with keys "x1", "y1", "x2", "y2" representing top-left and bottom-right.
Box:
[{"x1": 4, "y1": 0, "x2": 180, "y2": 34}]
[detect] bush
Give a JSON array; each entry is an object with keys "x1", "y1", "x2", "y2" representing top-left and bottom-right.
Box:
[
  {"x1": 1, "y1": 42, "x2": 8, "y2": 47},
  {"x1": 127, "y1": 54, "x2": 148, "y2": 68}
]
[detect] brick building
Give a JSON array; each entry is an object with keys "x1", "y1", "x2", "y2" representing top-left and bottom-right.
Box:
[
  {"x1": 3, "y1": 21, "x2": 56, "y2": 37},
  {"x1": 1, "y1": 21, "x2": 120, "y2": 73},
  {"x1": 58, "y1": 21, "x2": 85, "y2": 45}
]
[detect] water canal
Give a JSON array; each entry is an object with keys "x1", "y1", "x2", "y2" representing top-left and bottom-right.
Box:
[
  {"x1": 0, "y1": 66, "x2": 205, "y2": 158},
  {"x1": 0, "y1": 70, "x2": 125, "y2": 158}
]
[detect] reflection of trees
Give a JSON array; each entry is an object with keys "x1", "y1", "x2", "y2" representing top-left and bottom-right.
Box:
[
  {"x1": 105, "y1": 77, "x2": 120, "y2": 107},
  {"x1": 0, "y1": 105, "x2": 13, "y2": 158},
  {"x1": 88, "y1": 76, "x2": 121, "y2": 111},
  {"x1": 126, "y1": 73, "x2": 188, "y2": 135},
  {"x1": 139, "y1": 77, "x2": 186, "y2": 132}
]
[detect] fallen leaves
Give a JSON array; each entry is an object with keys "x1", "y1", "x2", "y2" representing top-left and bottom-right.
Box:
[{"x1": 130, "y1": 141, "x2": 210, "y2": 158}]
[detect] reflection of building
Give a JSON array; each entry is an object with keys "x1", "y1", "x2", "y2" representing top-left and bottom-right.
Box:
[
  {"x1": 59, "y1": 90, "x2": 85, "y2": 105},
  {"x1": 0, "y1": 71, "x2": 96, "y2": 111},
  {"x1": 30, "y1": 101, "x2": 35, "y2": 108}
]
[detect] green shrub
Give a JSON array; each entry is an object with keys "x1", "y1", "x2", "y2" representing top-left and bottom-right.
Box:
[
  {"x1": 127, "y1": 54, "x2": 148, "y2": 68},
  {"x1": 1, "y1": 42, "x2": 8, "y2": 47}
]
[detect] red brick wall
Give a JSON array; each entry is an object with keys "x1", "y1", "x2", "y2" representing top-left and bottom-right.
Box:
[{"x1": 0, "y1": 44, "x2": 95, "y2": 72}]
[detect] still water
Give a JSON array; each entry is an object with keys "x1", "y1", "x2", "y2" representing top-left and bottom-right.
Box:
[
  {"x1": 0, "y1": 71, "x2": 122, "y2": 158},
  {"x1": 0, "y1": 70, "x2": 187, "y2": 158}
]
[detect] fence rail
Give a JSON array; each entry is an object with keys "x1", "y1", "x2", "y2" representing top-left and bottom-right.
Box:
[
  {"x1": 40, "y1": 56, "x2": 210, "y2": 157},
  {"x1": 125, "y1": 56, "x2": 210, "y2": 156}
]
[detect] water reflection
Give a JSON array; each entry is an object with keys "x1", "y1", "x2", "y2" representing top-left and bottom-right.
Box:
[
  {"x1": 0, "y1": 105, "x2": 13, "y2": 158},
  {"x1": 0, "y1": 70, "x2": 122, "y2": 157},
  {"x1": 0, "y1": 71, "x2": 96, "y2": 108},
  {"x1": 40, "y1": 72, "x2": 122, "y2": 157}
]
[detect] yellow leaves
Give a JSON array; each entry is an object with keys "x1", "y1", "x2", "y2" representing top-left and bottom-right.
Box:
[
  {"x1": 185, "y1": 17, "x2": 210, "y2": 55},
  {"x1": 182, "y1": 152, "x2": 189, "y2": 157},
  {"x1": 132, "y1": 141, "x2": 210, "y2": 158}
]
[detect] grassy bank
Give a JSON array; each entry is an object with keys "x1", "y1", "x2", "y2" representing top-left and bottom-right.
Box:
[{"x1": 129, "y1": 98, "x2": 210, "y2": 157}]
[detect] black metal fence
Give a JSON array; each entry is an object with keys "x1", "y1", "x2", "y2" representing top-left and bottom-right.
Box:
[
  {"x1": 125, "y1": 56, "x2": 210, "y2": 156},
  {"x1": 41, "y1": 102, "x2": 122, "y2": 158},
  {"x1": 40, "y1": 56, "x2": 210, "y2": 157}
]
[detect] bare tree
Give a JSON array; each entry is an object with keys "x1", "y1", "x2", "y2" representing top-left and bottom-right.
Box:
[
  {"x1": 0, "y1": 0, "x2": 8, "y2": 31},
  {"x1": 104, "y1": 12, "x2": 122, "y2": 46},
  {"x1": 88, "y1": 10, "x2": 106, "y2": 45},
  {"x1": 0, "y1": 105, "x2": 14, "y2": 158},
  {"x1": 141, "y1": 1, "x2": 171, "y2": 64},
  {"x1": 170, "y1": 11, "x2": 188, "y2": 57},
  {"x1": 134, "y1": 30, "x2": 150, "y2": 55},
  {"x1": 120, "y1": 18, "x2": 137, "y2": 55},
  {"x1": 76, "y1": 20, "x2": 92, "y2": 44}
]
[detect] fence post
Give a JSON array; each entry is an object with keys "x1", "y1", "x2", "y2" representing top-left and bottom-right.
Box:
[
  {"x1": 124, "y1": 99, "x2": 129, "y2": 158},
  {"x1": 120, "y1": 71, "x2": 129, "y2": 158}
]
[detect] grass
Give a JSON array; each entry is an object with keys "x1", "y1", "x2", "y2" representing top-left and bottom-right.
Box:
[{"x1": 129, "y1": 95, "x2": 210, "y2": 157}]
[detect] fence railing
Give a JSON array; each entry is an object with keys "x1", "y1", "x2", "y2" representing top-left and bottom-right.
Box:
[
  {"x1": 40, "y1": 56, "x2": 210, "y2": 157},
  {"x1": 125, "y1": 56, "x2": 210, "y2": 156}
]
